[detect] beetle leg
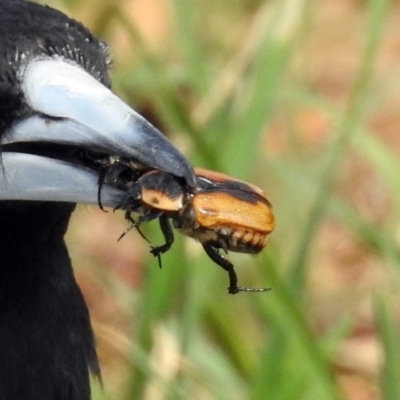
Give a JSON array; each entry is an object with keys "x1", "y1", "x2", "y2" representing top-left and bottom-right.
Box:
[
  {"x1": 97, "y1": 158, "x2": 132, "y2": 212},
  {"x1": 137, "y1": 211, "x2": 163, "y2": 224},
  {"x1": 97, "y1": 166, "x2": 107, "y2": 211},
  {"x1": 202, "y1": 244, "x2": 239, "y2": 294},
  {"x1": 202, "y1": 244, "x2": 271, "y2": 294},
  {"x1": 150, "y1": 214, "x2": 175, "y2": 269}
]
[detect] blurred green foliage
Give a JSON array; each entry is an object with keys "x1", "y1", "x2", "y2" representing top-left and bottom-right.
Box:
[{"x1": 40, "y1": 0, "x2": 400, "y2": 399}]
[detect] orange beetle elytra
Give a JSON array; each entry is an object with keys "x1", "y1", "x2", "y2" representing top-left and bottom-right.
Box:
[{"x1": 179, "y1": 168, "x2": 275, "y2": 254}]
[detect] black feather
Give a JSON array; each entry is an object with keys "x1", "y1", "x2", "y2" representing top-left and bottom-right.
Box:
[
  {"x1": 0, "y1": 0, "x2": 111, "y2": 134},
  {"x1": 0, "y1": 1, "x2": 113, "y2": 399}
]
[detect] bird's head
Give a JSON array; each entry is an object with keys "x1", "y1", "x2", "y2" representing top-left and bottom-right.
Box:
[{"x1": 0, "y1": 0, "x2": 196, "y2": 208}]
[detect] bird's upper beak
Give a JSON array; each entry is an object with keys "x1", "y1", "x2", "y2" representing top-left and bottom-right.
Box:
[{"x1": 0, "y1": 59, "x2": 196, "y2": 207}]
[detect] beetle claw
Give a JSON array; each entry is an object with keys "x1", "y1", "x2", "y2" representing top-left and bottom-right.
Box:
[
  {"x1": 228, "y1": 286, "x2": 240, "y2": 295},
  {"x1": 150, "y1": 246, "x2": 163, "y2": 269},
  {"x1": 148, "y1": 215, "x2": 174, "y2": 269}
]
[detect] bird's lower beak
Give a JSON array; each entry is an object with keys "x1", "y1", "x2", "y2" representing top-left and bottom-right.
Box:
[
  {"x1": 0, "y1": 153, "x2": 123, "y2": 205},
  {"x1": 1, "y1": 59, "x2": 195, "y2": 207}
]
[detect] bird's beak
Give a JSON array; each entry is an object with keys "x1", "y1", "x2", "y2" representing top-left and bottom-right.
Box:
[{"x1": 1, "y1": 59, "x2": 196, "y2": 207}]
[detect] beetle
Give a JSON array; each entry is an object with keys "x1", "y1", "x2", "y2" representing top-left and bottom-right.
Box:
[{"x1": 113, "y1": 166, "x2": 275, "y2": 294}]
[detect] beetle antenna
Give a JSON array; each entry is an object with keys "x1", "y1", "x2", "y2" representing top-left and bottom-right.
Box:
[{"x1": 118, "y1": 212, "x2": 150, "y2": 242}]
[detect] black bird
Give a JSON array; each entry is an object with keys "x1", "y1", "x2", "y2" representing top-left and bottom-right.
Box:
[{"x1": 0, "y1": 1, "x2": 195, "y2": 399}]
